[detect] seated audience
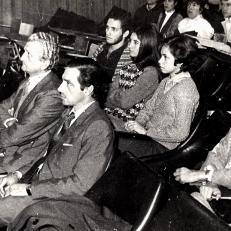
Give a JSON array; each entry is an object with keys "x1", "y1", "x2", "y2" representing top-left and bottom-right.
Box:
[
  {"x1": 220, "y1": 0, "x2": 231, "y2": 43},
  {"x1": 157, "y1": 0, "x2": 183, "y2": 39},
  {"x1": 174, "y1": 127, "x2": 231, "y2": 223},
  {"x1": 178, "y1": 0, "x2": 215, "y2": 39},
  {"x1": 105, "y1": 24, "x2": 160, "y2": 131},
  {"x1": 133, "y1": 0, "x2": 163, "y2": 28},
  {"x1": 92, "y1": 9, "x2": 132, "y2": 80},
  {"x1": 125, "y1": 35, "x2": 199, "y2": 154},
  {"x1": 0, "y1": 58, "x2": 114, "y2": 225},
  {"x1": 0, "y1": 32, "x2": 64, "y2": 175},
  {"x1": 203, "y1": 0, "x2": 224, "y2": 33}
]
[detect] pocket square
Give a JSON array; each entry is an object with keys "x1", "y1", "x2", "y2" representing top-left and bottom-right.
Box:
[{"x1": 63, "y1": 143, "x2": 73, "y2": 147}]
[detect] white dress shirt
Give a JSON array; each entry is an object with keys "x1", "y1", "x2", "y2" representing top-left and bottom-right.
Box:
[
  {"x1": 160, "y1": 10, "x2": 175, "y2": 31},
  {"x1": 222, "y1": 17, "x2": 231, "y2": 43},
  {"x1": 178, "y1": 14, "x2": 214, "y2": 39}
]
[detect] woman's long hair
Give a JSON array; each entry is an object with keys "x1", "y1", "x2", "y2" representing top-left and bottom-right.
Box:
[{"x1": 132, "y1": 24, "x2": 160, "y2": 70}]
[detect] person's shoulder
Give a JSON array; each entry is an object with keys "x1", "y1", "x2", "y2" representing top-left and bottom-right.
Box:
[
  {"x1": 175, "y1": 77, "x2": 199, "y2": 95},
  {"x1": 143, "y1": 66, "x2": 159, "y2": 75}
]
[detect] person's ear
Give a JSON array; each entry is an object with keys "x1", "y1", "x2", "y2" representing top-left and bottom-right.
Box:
[
  {"x1": 41, "y1": 59, "x2": 50, "y2": 70},
  {"x1": 176, "y1": 63, "x2": 183, "y2": 69},
  {"x1": 123, "y1": 30, "x2": 130, "y2": 39},
  {"x1": 84, "y1": 85, "x2": 94, "y2": 96}
]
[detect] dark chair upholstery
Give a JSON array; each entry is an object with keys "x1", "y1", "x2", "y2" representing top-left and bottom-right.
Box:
[
  {"x1": 141, "y1": 108, "x2": 231, "y2": 177},
  {"x1": 192, "y1": 50, "x2": 231, "y2": 111},
  {"x1": 115, "y1": 101, "x2": 208, "y2": 174},
  {"x1": 85, "y1": 151, "x2": 167, "y2": 231},
  {"x1": 150, "y1": 187, "x2": 231, "y2": 231}
]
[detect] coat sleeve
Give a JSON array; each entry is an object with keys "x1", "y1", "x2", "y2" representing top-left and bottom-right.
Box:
[
  {"x1": 0, "y1": 90, "x2": 64, "y2": 147},
  {"x1": 31, "y1": 120, "x2": 114, "y2": 198},
  {"x1": 0, "y1": 92, "x2": 16, "y2": 128},
  {"x1": 106, "y1": 66, "x2": 159, "y2": 109},
  {"x1": 201, "y1": 128, "x2": 231, "y2": 189}
]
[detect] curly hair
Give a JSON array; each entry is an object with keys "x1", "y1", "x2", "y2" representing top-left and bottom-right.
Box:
[{"x1": 28, "y1": 32, "x2": 60, "y2": 70}]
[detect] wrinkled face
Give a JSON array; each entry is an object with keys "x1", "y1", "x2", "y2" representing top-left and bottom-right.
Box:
[
  {"x1": 221, "y1": 0, "x2": 231, "y2": 18},
  {"x1": 20, "y1": 41, "x2": 48, "y2": 74},
  {"x1": 187, "y1": 1, "x2": 201, "y2": 19},
  {"x1": 128, "y1": 32, "x2": 141, "y2": 58},
  {"x1": 105, "y1": 18, "x2": 124, "y2": 45},
  {"x1": 164, "y1": 0, "x2": 177, "y2": 11},
  {"x1": 158, "y1": 45, "x2": 178, "y2": 74},
  {"x1": 58, "y1": 68, "x2": 86, "y2": 106}
]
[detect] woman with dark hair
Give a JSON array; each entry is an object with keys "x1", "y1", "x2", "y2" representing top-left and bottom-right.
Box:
[
  {"x1": 105, "y1": 24, "x2": 160, "y2": 131},
  {"x1": 125, "y1": 35, "x2": 200, "y2": 155},
  {"x1": 178, "y1": 0, "x2": 214, "y2": 39}
]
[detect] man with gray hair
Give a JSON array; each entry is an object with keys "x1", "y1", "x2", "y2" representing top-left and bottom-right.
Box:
[{"x1": 0, "y1": 32, "x2": 64, "y2": 176}]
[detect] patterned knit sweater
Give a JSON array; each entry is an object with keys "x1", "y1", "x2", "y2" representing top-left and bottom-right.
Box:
[
  {"x1": 105, "y1": 64, "x2": 160, "y2": 130},
  {"x1": 136, "y1": 71, "x2": 199, "y2": 150},
  {"x1": 92, "y1": 42, "x2": 132, "y2": 81}
]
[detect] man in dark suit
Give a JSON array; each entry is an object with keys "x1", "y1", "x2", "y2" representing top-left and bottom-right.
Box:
[
  {"x1": 0, "y1": 58, "x2": 114, "y2": 225},
  {"x1": 0, "y1": 32, "x2": 64, "y2": 176}
]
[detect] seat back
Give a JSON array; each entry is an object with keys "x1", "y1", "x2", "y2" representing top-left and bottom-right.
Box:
[
  {"x1": 138, "y1": 101, "x2": 208, "y2": 174},
  {"x1": 85, "y1": 151, "x2": 166, "y2": 230}
]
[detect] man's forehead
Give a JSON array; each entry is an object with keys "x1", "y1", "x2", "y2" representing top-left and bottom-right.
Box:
[
  {"x1": 221, "y1": 0, "x2": 231, "y2": 4},
  {"x1": 24, "y1": 41, "x2": 44, "y2": 53},
  {"x1": 63, "y1": 67, "x2": 80, "y2": 81},
  {"x1": 107, "y1": 18, "x2": 122, "y2": 28}
]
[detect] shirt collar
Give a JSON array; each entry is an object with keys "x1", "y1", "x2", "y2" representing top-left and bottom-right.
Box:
[
  {"x1": 69, "y1": 101, "x2": 95, "y2": 126},
  {"x1": 165, "y1": 10, "x2": 175, "y2": 15},
  {"x1": 26, "y1": 70, "x2": 51, "y2": 92},
  {"x1": 225, "y1": 17, "x2": 231, "y2": 23},
  {"x1": 168, "y1": 71, "x2": 191, "y2": 84}
]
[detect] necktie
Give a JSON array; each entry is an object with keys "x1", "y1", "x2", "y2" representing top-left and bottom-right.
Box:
[
  {"x1": 14, "y1": 80, "x2": 30, "y2": 117},
  {"x1": 159, "y1": 12, "x2": 167, "y2": 32},
  {"x1": 20, "y1": 112, "x2": 76, "y2": 184},
  {"x1": 60, "y1": 112, "x2": 75, "y2": 136}
]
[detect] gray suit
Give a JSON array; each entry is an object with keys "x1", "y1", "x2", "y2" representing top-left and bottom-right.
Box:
[
  {"x1": 0, "y1": 102, "x2": 114, "y2": 224},
  {"x1": 0, "y1": 72, "x2": 64, "y2": 174}
]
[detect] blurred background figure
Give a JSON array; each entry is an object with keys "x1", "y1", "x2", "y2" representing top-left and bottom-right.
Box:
[
  {"x1": 178, "y1": 0, "x2": 215, "y2": 39},
  {"x1": 157, "y1": 0, "x2": 183, "y2": 39},
  {"x1": 133, "y1": 0, "x2": 163, "y2": 28}
]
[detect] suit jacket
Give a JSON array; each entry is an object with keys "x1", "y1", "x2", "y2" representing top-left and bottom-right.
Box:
[
  {"x1": 0, "y1": 71, "x2": 64, "y2": 174},
  {"x1": 157, "y1": 11, "x2": 183, "y2": 39},
  {"x1": 202, "y1": 128, "x2": 231, "y2": 189},
  {"x1": 30, "y1": 102, "x2": 114, "y2": 198}
]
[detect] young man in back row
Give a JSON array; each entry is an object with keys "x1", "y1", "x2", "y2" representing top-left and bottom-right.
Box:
[{"x1": 92, "y1": 9, "x2": 132, "y2": 81}]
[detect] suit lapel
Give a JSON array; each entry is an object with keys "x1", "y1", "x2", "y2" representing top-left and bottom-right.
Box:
[
  {"x1": 16, "y1": 72, "x2": 54, "y2": 117},
  {"x1": 161, "y1": 12, "x2": 177, "y2": 34},
  {"x1": 13, "y1": 80, "x2": 27, "y2": 110}
]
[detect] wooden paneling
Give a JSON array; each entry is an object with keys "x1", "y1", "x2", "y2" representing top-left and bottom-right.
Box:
[{"x1": 0, "y1": 0, "x2": 146, "y2": 30}]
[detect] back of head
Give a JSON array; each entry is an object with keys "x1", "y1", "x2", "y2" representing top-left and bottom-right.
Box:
[
  {"x1": 28, "y1": 32, "x2": 60, "y2": 70},
  {"x1": 67, "y1": 57, "x2": 111, "y2": 108},
  {"x1": 106, "y1": 7, "x2": 132, "y2": 33},
  {"x1": 134, "y1": 24, "x2": 160, "y2": 69},
  {"x1": 161, "y1": 34, "x2": 198, "y2": 72}
]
